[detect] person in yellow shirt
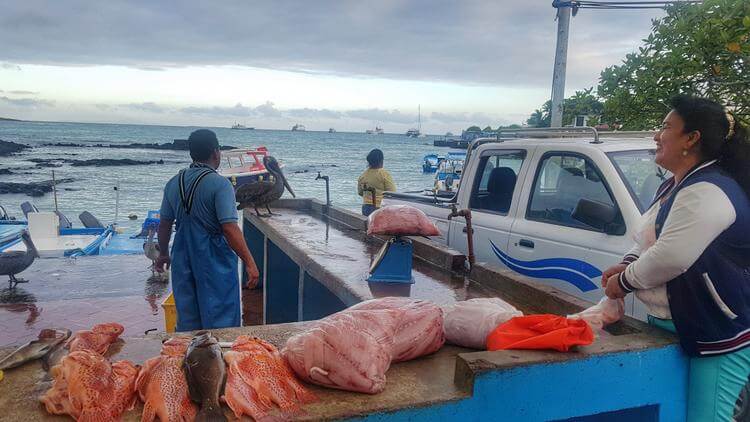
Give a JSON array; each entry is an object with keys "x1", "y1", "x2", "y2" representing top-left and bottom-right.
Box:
[{"x1": 357, "y1": 149, "x2": 396, "y2": 216}]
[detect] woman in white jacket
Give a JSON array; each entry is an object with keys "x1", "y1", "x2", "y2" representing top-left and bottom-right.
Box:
[{"x1": 602, "y1": 96, "x2": 750, "y2": 421}]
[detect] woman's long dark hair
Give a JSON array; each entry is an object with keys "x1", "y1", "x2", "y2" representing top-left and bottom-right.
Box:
[{"x1": 670, "y1": 95, "x2": 750, "y2": 197}]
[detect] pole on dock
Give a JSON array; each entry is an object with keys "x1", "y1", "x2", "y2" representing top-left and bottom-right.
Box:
[
  {"x1": 51, "y1": 170, "x2": 59, "y2": 212},
  {"x1": 550, "y1": 1, "x2": 572, "y2": 128},
  {"x1": 114, "y1": 180, "x2": 120, "y2": 224}
]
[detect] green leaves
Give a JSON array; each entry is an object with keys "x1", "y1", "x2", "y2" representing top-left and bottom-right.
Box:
[{"x1": 597, "y1": 0, "x2": 750, "y2": 129}]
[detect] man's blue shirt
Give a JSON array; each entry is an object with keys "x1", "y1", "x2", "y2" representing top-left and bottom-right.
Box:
[{"x1": 160, "y1": 166, "x2": 237, "y2": 234}]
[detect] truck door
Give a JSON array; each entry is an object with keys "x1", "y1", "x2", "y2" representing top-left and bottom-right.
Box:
[
  {"x1": 448, "y1": 149, "x2": 529, "y2": 262},
  {"x1": 507, "y1": 151, "x2": 628, "y2": 303}
]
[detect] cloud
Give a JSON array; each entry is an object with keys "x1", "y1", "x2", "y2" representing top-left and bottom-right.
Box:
[
  {"x1": 287, "y1": 107, "x2": 342, "y2": 119},
  {"x1": 180, "y1": 102, "x2": 252, "y2": 117},
  {"x1": 0, "y1": 1, "x2": 665, "y2": 87},
  {"x1": 429, "y1": 111, "x2": 494, "y2": 124},
  {"x1": 0, "y1": 96, "x2": 54, "y2": 107},
  {"x1": 6, "y1": 90, "x2": 38, "y2": 95},
  {"x1": 120, "y1": 102, "x2": 167, "y2": 113},
  {"x1": 345, "y1": 109, "x2": 414, "y2": 124},
  {"x1": 0, "y1": 62, "x2": 21, "y2": 71}
]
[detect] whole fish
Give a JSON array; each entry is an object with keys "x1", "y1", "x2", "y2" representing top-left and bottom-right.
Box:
[
  {"x1": 184, "y1": 331, "x2": 227, "y2": 422},
  {"x1": 0, "y1": 328, "x2": 71, "y2": 370}
]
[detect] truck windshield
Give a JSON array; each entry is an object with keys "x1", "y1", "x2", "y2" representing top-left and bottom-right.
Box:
[{"x1": 608, "y1": 149, "x2": 671, "y2": 213}]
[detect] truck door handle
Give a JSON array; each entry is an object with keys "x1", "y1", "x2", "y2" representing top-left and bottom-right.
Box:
[{"x1": 519, "y1": 239, "x2": 535, "y2": 249}]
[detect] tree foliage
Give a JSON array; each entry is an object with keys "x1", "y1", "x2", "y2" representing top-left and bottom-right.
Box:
[
  {"x1": 598, "y1": 0, "x2": 750, "y2": 130},
  {"x1": 526, "y1": 88, "x2": 604, "y2": 127}
]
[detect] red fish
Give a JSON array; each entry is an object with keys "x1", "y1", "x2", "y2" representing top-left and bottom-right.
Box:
[
  {"x1": 67, "y1": 322, "x2": 125, "y2": 355},
  {"x1": 223, "y1": 336, "x2": 315, "y2": 420},
  {"x1": 136, "y1": 337, "x2": 198, "y2": 422},
  {"x1": 41, "y1": 349, "x2": 139, "y2": 421}
]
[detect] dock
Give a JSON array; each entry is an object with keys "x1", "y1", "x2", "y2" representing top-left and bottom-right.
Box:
[{"x1": 0, "y1": 199, "x2": 689, "y2": 421}]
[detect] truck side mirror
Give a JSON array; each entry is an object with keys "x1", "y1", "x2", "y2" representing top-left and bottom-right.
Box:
[{"x1": 572, "y1": 199, "x2": 625, "y2": 235}]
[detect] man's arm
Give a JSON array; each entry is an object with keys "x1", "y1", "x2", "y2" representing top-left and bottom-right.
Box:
[
  {"x1": 222, "y1": 222, "x2": 260, "y2": 288},
  {"x1": 155, "y1": 218, "x2": 174, "y2": 272}
]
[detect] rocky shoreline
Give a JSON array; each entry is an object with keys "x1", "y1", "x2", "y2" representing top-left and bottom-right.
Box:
[
  {"x1": 41, "y1": 139, "x2": 237, "y2": 151},
  {"x1": 28, "y1": 158, "x2": 165, "y2": 167},
  {"x1": 0, "y1": 178, "x2": 75, "y2": 197},
  {"x1": 0, "y1": 139, "x2": 31, "y2": 157}
]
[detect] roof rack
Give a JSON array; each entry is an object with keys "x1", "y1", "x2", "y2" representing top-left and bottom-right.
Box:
[{"x1": 495, "y1": 126, "x2": 601, "y2": 144}]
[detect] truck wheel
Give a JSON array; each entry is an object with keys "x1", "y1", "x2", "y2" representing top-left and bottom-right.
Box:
[{"x1": 735, "y1": 379, "x2": 750, "y2": 421}]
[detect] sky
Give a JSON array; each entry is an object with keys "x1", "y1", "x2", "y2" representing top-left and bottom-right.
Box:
[{"x1": 0, "y1": 1, "x2": 667, "y2": 134}]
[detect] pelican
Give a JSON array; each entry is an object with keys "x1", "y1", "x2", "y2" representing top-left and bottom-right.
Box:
[
  {"x1": 0, "y1": 230, "x2": 39, "y2": 288},
  {"x1": 235, "y1": 156, "x2": 295, "y2": 216},
  {"x1": 143, "y1": 229, "x2": 167, "y2": 281}
]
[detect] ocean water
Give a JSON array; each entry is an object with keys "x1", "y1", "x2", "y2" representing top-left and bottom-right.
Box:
[{"x1": 0, "y1": 120, "x2": 447, "y2": 232}]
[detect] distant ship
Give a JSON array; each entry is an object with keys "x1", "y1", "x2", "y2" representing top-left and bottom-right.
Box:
[
  {"x1": 291, "y1": 124, "x2": 306, "y2": 132},
  {"x1": 366, "y1": 126, "x2": 384, "y2": 134},
  {"x1": 328, "y1": 128, "x2": 336, "y2": 133},
  {"x1": 231, "y1": 123, "x2": 254, "y2": 130}
]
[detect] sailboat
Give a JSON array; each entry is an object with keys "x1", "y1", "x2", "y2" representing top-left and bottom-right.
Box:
[{"x1": 406, "y1": 105, "x2": 423, "y2": 138}]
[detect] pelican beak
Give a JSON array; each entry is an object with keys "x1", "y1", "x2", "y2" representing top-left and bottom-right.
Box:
[{"x1": 281, "y1": 173, "x2": 296, "y2": 198}]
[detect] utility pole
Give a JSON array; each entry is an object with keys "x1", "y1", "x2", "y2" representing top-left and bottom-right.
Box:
[{"x1": 550, "y1": 1, "x2": 572, "y2": 128}]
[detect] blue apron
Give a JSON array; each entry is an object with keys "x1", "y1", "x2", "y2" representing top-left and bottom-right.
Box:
[{"x1": 171, "y1": 165, "x2": 240, "y2": 331}]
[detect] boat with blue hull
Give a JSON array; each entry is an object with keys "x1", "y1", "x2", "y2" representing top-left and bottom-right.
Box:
[{"x1": 422, "y1": 154, "x2": 444, "y2": 173}]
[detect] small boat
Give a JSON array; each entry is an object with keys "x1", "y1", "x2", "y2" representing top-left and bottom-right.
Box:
[
  {"x1": 328, "y1": 128, "x2": 336, "y2": 133},
  {"x1": 231, "y1": 123, "x2": 254, "y2": 130},
  {"x1": 1, "y1": 210, "x2": 155, "y2": 258},
  {"x1": 422, "y1": 154, "x2": 444, "y2": 173},
  {"x1": 406, "y1": 105, "x2": 424, "y2": 138},
  {"x1": 433, "y1": 151, "x2": 466, "y2": 194},
  {"x1": 291, "y1": 124, "x2": 306, "y2": 132},
  {"x1": 218, "y1": 147, "x2": 274, "y2": 188}
]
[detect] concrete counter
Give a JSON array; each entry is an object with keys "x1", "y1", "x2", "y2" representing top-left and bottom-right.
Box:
[{"x1": 0, "y1": 200, "x2": 690, "y2": 421}]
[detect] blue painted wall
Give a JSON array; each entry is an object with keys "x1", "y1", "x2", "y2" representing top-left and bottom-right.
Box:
[
  {"x1": 350, "y1": 346, "x2": 688, "y2": 422},
  {"x1": 302, "y1": 272, "x2": 347, "y2": 321},
  {"x1": 243, "y1": 220, "x2": 265, "y2": 287},
  {"x1": 265, "y1": 241, "x2": 300, "y2": 324}
]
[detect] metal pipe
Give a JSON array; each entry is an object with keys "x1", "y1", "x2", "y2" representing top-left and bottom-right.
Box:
[
  {"x1": 51, "y1": 170, "x2": 59, "y2": 212},
  {"x1": 447, "y1": 205, "x2": 475, "y2": 267},
  {"x1": 315, "y1": 172, "x2": 331, "y2": 209}
]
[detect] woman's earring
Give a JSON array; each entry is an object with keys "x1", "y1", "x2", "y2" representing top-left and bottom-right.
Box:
[{"x1": 682, "y1": 149, "x2": 689, "y2": 156}]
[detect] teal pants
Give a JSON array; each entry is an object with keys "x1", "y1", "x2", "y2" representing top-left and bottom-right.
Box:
[{"x1": 649, "y1": 316, "x2": 750, "y2": 421}]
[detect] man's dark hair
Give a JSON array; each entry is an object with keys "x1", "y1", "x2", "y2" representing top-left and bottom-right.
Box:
[
  {"x1": 188, "y1": 129, "x2": 220, "y2": 162},
  {"x1": 366, "y1": 149, "x2": 384, "y2": 168}
]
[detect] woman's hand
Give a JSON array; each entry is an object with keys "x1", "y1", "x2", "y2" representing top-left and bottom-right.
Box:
[
  {"x1": 605, "y1": 273, "x2": 627, "y2": 299},
  {"x1": 601, "y1": 263, "x2": 627, "y2": 287}
]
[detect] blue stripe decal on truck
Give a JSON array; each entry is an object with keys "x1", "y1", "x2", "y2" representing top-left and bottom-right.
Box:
[{"x1": 490, "y1": 240, "x2": 599, "y2": 292}]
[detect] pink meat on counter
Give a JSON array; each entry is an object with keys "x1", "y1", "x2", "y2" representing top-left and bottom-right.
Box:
[
  {"x1": 366, "y1": 205, "x2": 441, "y2": 237},
  {"x1": 282, "y1": 309, "x2": 404, "y2": 394},
  {"x1": 349, "y1": 297, "x2": 445, "y2": 362}
]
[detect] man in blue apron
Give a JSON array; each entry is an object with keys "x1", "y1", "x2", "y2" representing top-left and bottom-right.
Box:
[{"x1": 155, "y1": 129, "x2": 259, "y2": 331}]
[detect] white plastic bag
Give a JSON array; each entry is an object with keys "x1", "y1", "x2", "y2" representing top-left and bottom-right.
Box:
[
  {"x1": 443, "y1": 298, "x2": 523, "y2": 349},
  {"x1": 568, "y1": 297, "x2": 625, "y2": 331}
]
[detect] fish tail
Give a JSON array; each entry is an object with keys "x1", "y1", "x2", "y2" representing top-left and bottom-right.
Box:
[{"x1": 195, "y1": 402, "x2": 227, "y2": 422}]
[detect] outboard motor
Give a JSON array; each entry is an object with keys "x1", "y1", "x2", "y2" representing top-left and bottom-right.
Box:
[
  {"x1": 79, "y1": 211, "x2": 105, "y2": 229},
  {"x1": 55, "y1": 211, "x2": 73, "y2": 229},
  {"x1": 20, "y1": 202, "x2": 39, "y2": 217}
]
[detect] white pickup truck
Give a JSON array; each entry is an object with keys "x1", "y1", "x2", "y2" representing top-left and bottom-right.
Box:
[{"x1": 384, "y1": 130, "x2": 666, "y2": 317}]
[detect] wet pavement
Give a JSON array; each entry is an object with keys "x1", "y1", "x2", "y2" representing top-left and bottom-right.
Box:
[
  {"x1": 0, "y1": 253, "x2": 265, "y2": 348},
  {"x1": 0, "y1": 254, "x2": 168, "y2": 347}
]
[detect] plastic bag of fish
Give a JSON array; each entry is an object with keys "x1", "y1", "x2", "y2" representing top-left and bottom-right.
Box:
[
  {"x1": 568, "y1": 297, "x2": 625, "y2": 332},
  {"x1": 366, "y1": 205, "x2": 441, "y2": 237},
  {"x1": 443, "y1": 298, "x2": 523, "y2": 349},
  {"x1": 282, "y1": 297, "x2": 445, "y2": 394}
]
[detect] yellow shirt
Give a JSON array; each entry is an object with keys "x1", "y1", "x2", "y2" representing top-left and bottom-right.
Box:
[{"x1": 357, "y1": 168, "x2": 396, "y2": 207}]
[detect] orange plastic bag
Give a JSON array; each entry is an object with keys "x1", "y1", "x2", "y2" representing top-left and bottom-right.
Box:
[{"x1": 486, "y1": 314, "x2": 594, "y2": 352}]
